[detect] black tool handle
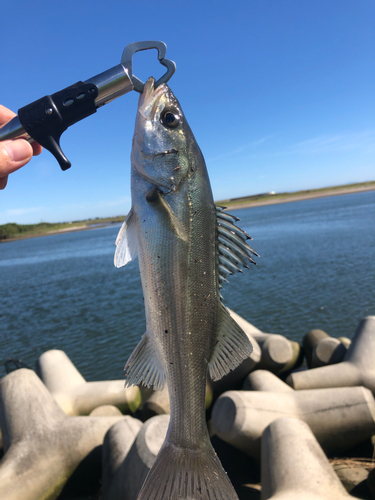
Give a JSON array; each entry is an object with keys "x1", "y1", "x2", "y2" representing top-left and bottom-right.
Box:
[{"x1": 18, "y1": 81, "x2": 98, "y2": 170}]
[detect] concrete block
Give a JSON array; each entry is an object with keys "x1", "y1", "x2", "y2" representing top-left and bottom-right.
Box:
[
  {"x1": 333, "y1": 462, "x2": 369, "y2": 493},
  {"x1": 287, "y1": 316, "x2": 375, "y2": 393},
  {"x1": 102, "y1": 414, "x2": 169, "y2": 500},
  {"x1": 142, "y1": 386, "x2": 171, "y2": 421},
  {"x1": 338, "y1": 336, "x2": 352, "y2": 349},
  {"x1": 312, "y1": 337, "x2": 348, "y2": 368},
  {"x1": 261, "y1": 417, "x2": 353, "y2": 500},
  {"x1": 243, "y1": 370, "x2": 293, "y2": 392},
  {"x1": 36, "y1": 349, "x2": 141, "y2": 415},
  {"x1": 101, "y1": 417, "x2": 143, "y2": 500},
  {"x1": 303, "y1": 329, "x2": 350, "y2": 368},
  {"x1": 0, "y1": 368, "x2": 128, "y2": 500},
  {"x1": 89, "y1": 405, "x2": 123, "y2": 417},
  {"x1": 211, "y1": 386, "x2": 375, "y2": 459},
  {"x1": 228, "y1": 308, "x2": 301, "y2": 374},
  {"x1": 302, "y1": 329, "x2": 330, "y2": 367}
]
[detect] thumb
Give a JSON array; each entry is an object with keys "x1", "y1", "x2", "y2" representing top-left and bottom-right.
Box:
[{"x1": 0, "y1": 139, "x2": 33, "y2": 178}]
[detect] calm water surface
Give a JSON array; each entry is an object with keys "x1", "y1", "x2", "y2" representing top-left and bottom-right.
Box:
[{"x1": 1, "y1": 191, "x2": 374, "y2": 380}]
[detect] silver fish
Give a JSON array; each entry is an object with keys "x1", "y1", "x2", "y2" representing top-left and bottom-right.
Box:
[{"x1": 115, "y1": 78, "x2": 257, "y2": 499}]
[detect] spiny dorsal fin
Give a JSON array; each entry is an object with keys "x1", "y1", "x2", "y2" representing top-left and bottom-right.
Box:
[
  {"x1": 124, "y1": 332, "x2": 165, "y2": 390},
  {"x1": 216, "y1": 205, "x2": 258, "y2": 287},
  {"x1": 208, "y1": 304, "x2": 253, "y2": 380},
  {"x1": 114, "y1": 208, "x2": 138, "y2": 268}
]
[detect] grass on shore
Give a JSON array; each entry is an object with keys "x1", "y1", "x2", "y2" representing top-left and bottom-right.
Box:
[
  {"x1": 1, "y1": 180, "x2": 374, "y2": 241},
  {"x1": 216, "y1": 180, "x2": 375, "y2": 208},
  {"x1": 0, "y1": 216, "x2": 125, "y2": 241}
]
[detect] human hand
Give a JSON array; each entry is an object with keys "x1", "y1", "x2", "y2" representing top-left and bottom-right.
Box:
[{"x1": 0, "y1": 105, "x2": 43, "y2": 189}]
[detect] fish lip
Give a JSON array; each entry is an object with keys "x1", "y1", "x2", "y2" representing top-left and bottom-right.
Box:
[{"x1": 138, "y1": 78, "x2": 168, "y2": 121}]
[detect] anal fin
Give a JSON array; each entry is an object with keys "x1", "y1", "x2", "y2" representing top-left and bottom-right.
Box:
[
  {"x1": 124, "y1": 332, "x2": 165, "y2": 391},
  {"x1": 208, "y1": 304, "x2": 253, "y2": 381}
]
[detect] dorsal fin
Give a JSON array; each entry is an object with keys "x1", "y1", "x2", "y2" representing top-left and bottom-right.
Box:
[{"x1": 216, "y1": 205, "x2": 258, "y2": 287}]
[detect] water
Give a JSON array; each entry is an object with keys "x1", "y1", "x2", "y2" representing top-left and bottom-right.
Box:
[{"x1": 1, "y1": 191, "x2": 374, "y2": 381}]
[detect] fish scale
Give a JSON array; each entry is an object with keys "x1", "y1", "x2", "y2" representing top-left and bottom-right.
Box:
[{"x1": 114, "y1": 77, "x2": 256, "y2": 499}]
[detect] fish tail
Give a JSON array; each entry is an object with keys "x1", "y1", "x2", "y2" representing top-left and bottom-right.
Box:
[{"x1": 137, "y1": 439, "x2": 238, "y2": 500}]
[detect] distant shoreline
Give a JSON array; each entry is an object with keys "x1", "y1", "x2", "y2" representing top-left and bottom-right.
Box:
[
  {"x1": 221, "y1": 184, "x2": 375, "y2": 211},
  {"x1": 1, "y1": 182, "x2": 374, "y2": 242},
  {"x1": 0, "y1": 222, "x2": 121, "y2": 244}
]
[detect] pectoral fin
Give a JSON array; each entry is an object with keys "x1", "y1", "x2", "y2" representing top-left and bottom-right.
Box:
[
  {"x1": 124, "y1": 332, "x2": 165, "y2": 391},
  {"x1": 146, "y1": 187, "x2": 188, "y2": 242},
  {"x1": 114, "y1": 208, "x2": 138, "y2": 268},
  {"x1": 208, "y1": 304, "x2": 253, "y2": 381}
]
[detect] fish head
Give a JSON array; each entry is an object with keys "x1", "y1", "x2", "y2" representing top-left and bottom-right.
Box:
[{"x1": 131, "y1": 77, "x2": 194, "y2": 194}]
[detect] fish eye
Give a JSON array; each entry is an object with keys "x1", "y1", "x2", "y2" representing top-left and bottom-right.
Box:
[{"x1": 160, "y1": 110, "x2": 180, "y2": 129}]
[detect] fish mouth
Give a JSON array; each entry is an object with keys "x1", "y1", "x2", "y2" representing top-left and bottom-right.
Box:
[
  {"x1": 137, "y1": 77, "x2": 168, "y2": 121},
  {"x1": 140, "y1": 148, "x2": 179, "y2": 159}
]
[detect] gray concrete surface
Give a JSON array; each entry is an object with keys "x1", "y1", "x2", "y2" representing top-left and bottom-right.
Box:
[
  {"x1": 102, "y1": 414, "x2": 169, "y2": 500},
  {"x1": 287, "y1": 316, "x2": 375, "y2": 393},
  {"x1": 303, "y1": 329, "x2": 350, "y2": 368},
  {"x1": 243, "y1": 370, "x2": 294, "y2": 392},
  {"x1": 36, "y1": 349, "x2": 141, "y2": 415},
  {"x1": 101, "y1": 417, "x2": 144, "y2": 499},
  {"x1": 228, "y1": 309, "x2": 301, "y2": 374},
  {"x1": 261, "y1": 417, "x2": 354, "y2": 500},
  {"x1": 89, "y1": 405, "x2": 123, "y2": 417},
  {"x1": 211, "y1": 386, "x2": 375, "y2": 458},
  {"x1": 0, "y1": 368, "x2": 128, "y2": 500}
]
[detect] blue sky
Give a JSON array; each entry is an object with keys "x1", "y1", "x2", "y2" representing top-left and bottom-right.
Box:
[{"x1": 1, "y1": 0, "x2": 374, "y2": 224}]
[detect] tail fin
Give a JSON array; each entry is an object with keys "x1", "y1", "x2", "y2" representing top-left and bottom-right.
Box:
[{"x1": 138, "y1": 440, "x2": 239, "y2": 500}]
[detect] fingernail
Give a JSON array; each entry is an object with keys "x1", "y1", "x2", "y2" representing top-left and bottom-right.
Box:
[{"x1": 4, "y1": 140, "x2": 32, "y2": 162}]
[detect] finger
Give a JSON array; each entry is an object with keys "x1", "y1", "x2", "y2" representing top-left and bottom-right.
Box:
[
  {"x1": 0, "y1": 175, "x2": 8, "y2": 190},
  {"x1": 0, "y1": 106, "x2": 43, "y2": 156},
  {"x1": 0, "y1": 139, "x2": 33, "y2": 177},
  {"x1": 31, "y1": 142, "x2": 43, "y2": 156}
]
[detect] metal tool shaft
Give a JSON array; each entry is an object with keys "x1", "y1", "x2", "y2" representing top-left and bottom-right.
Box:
[
  {"x1": 0, "y1": 41, "x2": 175, "y2": 170},
  {"x1": 0, "y1": 64, "x2": 133, "y2": 143}
]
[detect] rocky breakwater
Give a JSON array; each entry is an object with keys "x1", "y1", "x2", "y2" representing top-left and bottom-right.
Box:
[{"x1": 1, "y1": 313, "x2": 375, "y2": 499}]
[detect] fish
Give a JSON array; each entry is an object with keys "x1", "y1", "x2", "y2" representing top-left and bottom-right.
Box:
[{"x1": 114, "y1": 77, "x2": 258, "y2": 500}]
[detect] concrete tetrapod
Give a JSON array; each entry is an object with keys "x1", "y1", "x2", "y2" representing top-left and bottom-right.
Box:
[
  {"x1": 303, "y1": 329, "x2": 350, "y2": 368},
  {"x1": 89, "y1": 405, "x2": 124, "y2": 417},
  {"x1": 36, "y1": 349, "x2": 141, "y2": 415},
  {"x1": 261, "y1": 418, "x2": 354, "y2": 500},
  {"x1": 243, "y1": 369, "x2": 293, "y2": 392},
  {"x1": 228, "y1": 308, "x2": 301, "y2": 374},
  {"x1": 287, "y1": 316, "x2": 375, "y2": 392},
  {"x1": 101, "y1": 417, "x2": 144, "y2": 500},
  {"x1": 102, "y1": 414, "x2": 169, "y2": 500},
  {"x1": 211, "y1": 386, "x2": 375, "y2": 459},
  {"x1": 0, "y1": 368, "x2": 131, "y2": 500}
]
